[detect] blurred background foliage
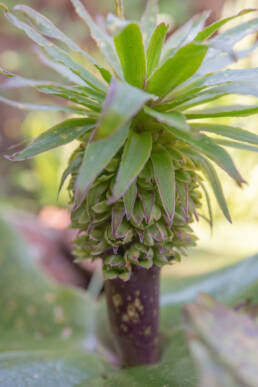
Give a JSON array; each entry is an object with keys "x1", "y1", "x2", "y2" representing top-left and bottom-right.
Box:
[{"x1": 0, "y1": 0, "x2": 258, "y2": 275}]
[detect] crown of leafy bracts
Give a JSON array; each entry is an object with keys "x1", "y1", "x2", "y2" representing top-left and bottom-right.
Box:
[{"x1": 1, "y1": 0, "x2": 258, "y2": 279}]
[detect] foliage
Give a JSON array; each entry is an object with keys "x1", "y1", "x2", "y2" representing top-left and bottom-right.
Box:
[
  {"x1": 0, "y1": 2, "x2": 258, "y2": 281},
  {"x1": 0, "y1": 213, "x2": 258, "y2": 386}
]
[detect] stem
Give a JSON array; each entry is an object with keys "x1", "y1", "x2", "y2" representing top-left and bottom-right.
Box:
[
  {"x1": 105, "y1": 265, "x2": 161, "y2": 367},
  {"x1": 115, "y1": 0, "x2": 124, "y2": 19}
]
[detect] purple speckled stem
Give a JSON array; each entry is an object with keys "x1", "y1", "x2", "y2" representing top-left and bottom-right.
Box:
[{"x1": 105, "y1": 265, "x2": 161, "y2": 367}]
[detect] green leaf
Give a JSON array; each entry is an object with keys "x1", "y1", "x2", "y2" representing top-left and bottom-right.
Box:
[
  {"x1": 192, "y1": 123, "x2": 258, "y2": 145},
  {"x1": 0, "y1": 95, "x2": 87, "y2": 114},
  {"x1": 147, "y1": 23, "x2": 168, "y2": 78},
  {"x1": 94, "y1": 78, "x2": 156, "y2": 140},
  {"x1": 71, "y1": 0, "x2": 122, "y2": 77},
  {"x1": 186, "y1": 105, "x2": 258, "y2": 118},
  {"x1": 6, "y1": 118, "x2": 95, "y2": 161},
  {"x1": 4, "y1": 11, "x2": 106, "y2": 91},
  {"x1": 114, "y1": 23, "x2": 146, "y2": 88},
  {"x1": 75, "y1": 124, "x2": 129, "y2": 207},
  {"x1": 199, "y1": 180, "x2": 213, "y2": 228},
  {"x1": 111, "y1": 131, "x2": 152, "y2": 202},
  {"x1": 151, "y1": 147, "x2": 176, "y2": 224},
  {"x1": 178, "y1": 82, "x2": 258, "y2": 110},
  {"x1": 58, "y1": 156, "x2": 82, "y2": 197},
  {"x1": 145, "y1": 106, "x2": 190, "y2": 132},
  {"x1": 163, "y1": 11, "x2": 210, "y2": 59},
  {"x1": 195, "y1": 9, "x2": 257, "y2": 42},
  {"x1": 123, "y1": 181, "x2": 137, "y2": 220},
  {"x1": 216, "y1": 139, "x2": 258, "y2": 152},
  {"x1": 164, "y1": 126, "x2": 245, "y2": 186},
  {"x1": 35, "y1": 48, "x2": 88, "y2": 86},
  {"x1": 210, "y1": 17, "x2": 258, "y2": 50},
  {"x1": 204, "y1": 68, "x2": 258, "y2": 86},
  {"x1": 185, "y1": 295, "x2": 258, "y2": 387},
  {"x1": 194, "y1": 154, "x2": 232, "y2": 223},
  {"x1": 0, "y1": 214, "x2": 108, "y2": 386},
  {"x1": 141, "y1": 0, "x2": 158, "y2": 49},
  {"x1": 13, "y1": 5, "x2": 98, "y2": 66},
  {"x1": 147, "y1": 43, "x2": 208, "y2": 98}
]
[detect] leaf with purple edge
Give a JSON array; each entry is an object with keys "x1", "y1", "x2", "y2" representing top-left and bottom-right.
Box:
[
  {"x1": 139, "y1": 190, "x2": 156, "y2": 223},
  {"x1": 123, "y1": 181, "x2": 137, "y2": 220},
  {"x1": 94, "y1": 78, "x2": 156, "y2": 140},
  {"x1": 6, "y1": 118, "x2": 96, "y2": 161},
  {"x1": 151, "y1": 147, "x2": 176, "y2": 225},
  {"x1": 111, "y1": 131, "x2": 152, "y2": 202},
  {"x1": 164, "y1": 126, "x2": 245, "y2": 187}
]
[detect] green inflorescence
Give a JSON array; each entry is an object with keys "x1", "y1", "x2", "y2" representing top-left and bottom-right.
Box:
[
  {"x1": 68, "y1": 131, "x2": 202, "y2": 280},
  {"x1": 1, "y1": 1, "x2": 258, "y2": 281}
]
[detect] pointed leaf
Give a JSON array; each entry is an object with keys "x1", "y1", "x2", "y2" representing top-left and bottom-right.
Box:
[
  {"x1": 185, "y1": 295, "x2": 258, "y2": 387},
  {"x1": 151, "y1": 147, "x2": 176, "y2": 224},
  {"x1": 58, "y1": 156, "x2": 82, "y2": 196},
  {"x1": 195, "y1": 9, "x2": 257, "y2": 42},
  {"x1": 4, "y1": 11, "x2": 106, "y2": 91},
  {"x1": 186, "y1": 105, "x2": 258, "y2": 118},
  {"x1": 192, "y1": 123, "x2": 258, "y2": 145},
  {"x1": 6, "y1": 118, "x2": 96, "y2": 161},
  {"x1": 199, "y1": 180, "x2": 213, "y2": 228},
  {"x1": 123, "y1": 181, "x2": 137, "y2": 220},
  {"x1": 0, "y1": 95, "x2": 87, "y2": 114},
  {"x1": 194, "y1": 155, "x2": 232, "y2": 222},
  {"x1": 71, "y1": 0, "x2": 122, "y2": 76},
  {"x1": 35, "y1": 48, "x2": 87, "y2": 86},
  {"x1": 94, "y1": 78, "x2": 156, "y2": 140},
  {"x1": 216, "y1": 139, "x2": 258, "y2": 152},
  {"x1": 204, "y1": 67, "x2": 258, "y2": 86},
  {"x1": 145, "y1": 106, "x2": 189, "y2": 132},
  {"x1": 13, "y1": 5, "x2": 98, "y2": 65},
  {"x1": 163, "y1": 11, "x2": 210, "y2": 59},
  {"x1": 147, "y1": 23, "x2": 168, "y2": 78},
  {"x1": 114, "y1": 23, "x2": 146, "y2": 88},
  {"x1": 147, "y1": 43, "x2": 208, "y2": 98},
  {"x1": 75, "y1": 123, "x2": 129, "y2": 206},
  {"x1": 164, "y1": 126, "x2": 245, "y2": 186},
  {"x1": 141, "y1": 0, "x2": 158, "y2": 49},
  {"x1": 112, "y1": 131, "x2": 152, "y2": 202},
  {"x1": 210, "y1": 17, "x2": 258, "y2": 51},
  {"x1": 179, "y1": 82, "x2": 258, "y2": 110}
]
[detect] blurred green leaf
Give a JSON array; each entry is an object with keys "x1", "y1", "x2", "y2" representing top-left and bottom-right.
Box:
[
  {"x1": 13, "y1": 5, "x2": 98, "y2": 66},
  {"x1": 186, "y1": 105, "x2": 258, "y2": 118},
  {"x1": 141, "y1": 0, "x2": 158, "y2": 49},
  {"x1": 71, "y1": 0, "x2": 122, "y2": 77},
  {"x1": 94, "y1": 78, "x2": 155, "y2": 140},
  {"x1": 147, "y1": 23, "x2": 168, "y2": 78},
  {"x1": 164, "y1": 126, "x2": 245, "y2": 186},
  {"x1": 114, "y1": 23, "x2": 146, "y2": 88},
  {"x1": 163, "y1": 12, "x2": 210, "y2": 59},
  {"x1": 4, "y1": 11, "x2": 105, "y2": 91},
  {"x1": 192, "y1": 123, "x2": 258, "y2": 145},
  {"x1": 216, "y1": 139, "x2": 258, "y2": 152},
  {"x1": 195, "y1": 9, "x2": 257, "y2": 42},
  {"x1": 147, "y1": 43, "x2": 208, "y2": 98},
  {"x1": 75, "y1": 123, "x2": 130, "y2": 207},
  {"x1": 151, "y1": 147, "x2": 176, "y2": 223},
  {"x1": 185, "y1": 294, "x2": 258, "y2": 387},
  {"x1": 145, "y1": 106, "x2": 190, "y2": 131},
  {"x1": 0, "y1": 214, "x2": 109, "y2": 386},
  {"x1": 194, "y1": 154, "x2": 232, "y2": 223},
  {"x1": 7, "y1": 118, "x2": 96, "y2": 161},
  {"x1": 112, "y1": 131, "x2": 152, "y2": 201},
  {"x1": 0, "y1": 95, "x2": 87, "y2": 114}
]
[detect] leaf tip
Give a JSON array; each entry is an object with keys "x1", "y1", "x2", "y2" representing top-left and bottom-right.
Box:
[{"x1": 0, "y1": 2, "x2": 8, "y2": 12}]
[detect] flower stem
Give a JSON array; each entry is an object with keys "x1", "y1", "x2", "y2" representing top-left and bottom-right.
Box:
[
  {"x1": 105, "y1": 265, "x2": 161, "y2": 367},
  {"x1": 115, "y1": 0, "x2": 124, "y2": 19}
]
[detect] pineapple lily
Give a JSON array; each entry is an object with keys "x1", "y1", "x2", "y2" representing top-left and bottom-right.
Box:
[{"x1": 1, "y1": 0, "x2": 258, "y2": 367}]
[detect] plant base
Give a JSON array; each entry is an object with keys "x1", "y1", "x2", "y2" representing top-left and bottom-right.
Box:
[{"x1": 105, "y1": 265, "x2": 161, "y2": 367}]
